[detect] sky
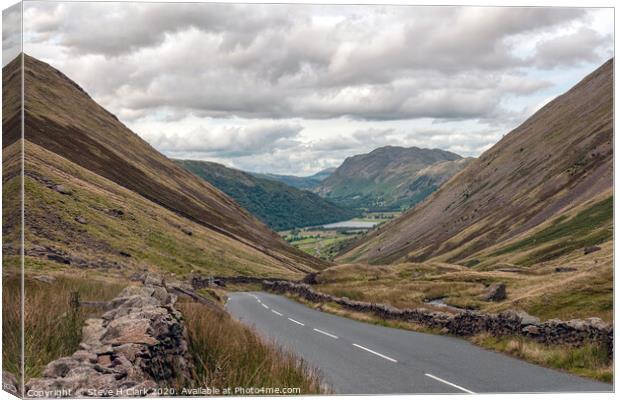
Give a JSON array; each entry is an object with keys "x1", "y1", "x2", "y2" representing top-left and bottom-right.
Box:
[{"x1": 3, "y1": 2, "x2": 614, "y2": 175}]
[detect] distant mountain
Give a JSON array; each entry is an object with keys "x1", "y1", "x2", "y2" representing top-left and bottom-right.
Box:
[
  {"x1": 254, "y1": 168, "x2": 336, "y2": 190},
  {"x1": 315, "y1": 146, "x2": 471, "y2": 211},
  {"x1": 176, "y1": 160, "x2": 357, "y2": 231},
  {"x1": 5, "y1": 54, "x2": 328, "y2": 277},
  {"x1": 340, "y1": 59, "x2": 613, "y2": 267}
]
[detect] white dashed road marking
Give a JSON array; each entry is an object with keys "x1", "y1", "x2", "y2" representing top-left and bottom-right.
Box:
[
  {"x1": 352, "y1": 343, "x2": 397, "y2": 363},
  {"x1": 313, "y1": 328, "x2": 339, "y2": 339},
  {"x1": 424, "y1": 374, "x2": 475, "y2": 394},
  {"x1": 262, "y1": 304, "x2": 269, "y2": 309},
  {"x1": 288, "y1": 318, "x2": 305, "y2": 326},
  {"x1": 271, "y1": 310, "x2": 283, "y2": 316}
]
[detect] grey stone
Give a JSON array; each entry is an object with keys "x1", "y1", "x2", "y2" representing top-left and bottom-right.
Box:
[
  {"x1": 33, "y1": 274, "x2": 55, "y2": 284},
  {"x1": 584, "y1": 246, "x2": 602, "y2": 255},
  {"x1": 481, "y1": 283, "x2": 507, "y2": 302},
  {"x1": 53, "y1": 184, "x2": 72, "y2": 195},
  {"x1": 555, "y1": 266, "x2": 577, "y2": 273}
]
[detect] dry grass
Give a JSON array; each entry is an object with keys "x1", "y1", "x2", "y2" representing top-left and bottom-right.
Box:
[
  {"x1": 179, "y1": 301, "x2": 327, "y2": 394},
  {"x1": 471, "y1": 334, "x2": 613, "y2": 383},
  {"x1": 314, "y1": 245, "x2": 613, "y2": 323},
  {"x1": 2, "y1": 273, "x2": 124, "y2": 382}
]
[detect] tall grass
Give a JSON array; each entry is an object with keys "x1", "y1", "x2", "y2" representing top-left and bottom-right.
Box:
[
  {"x1": 2, "y1": 274, "x2": 124, "y2": 382},
  {"x1": 179, "y1": 302, "x2": 327, "y2": 394},
  {"x1": 471, "y1": 334, "x2": 613, "y2": 383}
]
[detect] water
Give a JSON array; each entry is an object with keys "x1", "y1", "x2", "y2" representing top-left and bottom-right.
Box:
[{"x1": 322, "y1": 220, "x2": 379, "y2": 229}]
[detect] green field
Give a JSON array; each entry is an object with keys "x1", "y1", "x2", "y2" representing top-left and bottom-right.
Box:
[{"x1": 281, "y1": 212, "x2": 400, "y2": 260}]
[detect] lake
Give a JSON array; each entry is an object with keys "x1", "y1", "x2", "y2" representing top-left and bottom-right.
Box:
[{"x1": 322, "y1": 220, "x2": 379, "y2": 229}]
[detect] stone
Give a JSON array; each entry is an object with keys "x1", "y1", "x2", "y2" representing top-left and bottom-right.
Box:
[
  {"x1": 101, "y1": 318, "x2": 159, "y2": 346},
  {"x1": 584, "y1": 246, "x2": 602, "y2": 255},
  {"x1": 53, "y1": 184, "x2": 72, "y2": 195},
  {"x1": 567, "y1": 319, "x2": 587, "y2": 331},
  {"x1": 481, "y1": 283, "x2": 506, "y2": 302},
  {"x1": 74, "y1": 215, "x2": 88, "y2": 224},
  {"x1": 555, "y1": 266, "x2": 577, "y2": 273},
  {"x1": 42, "y1": 357, "x2": 81, "y2": 378},
  {"x1": 120, "y1": 251, "x2": 132, "y2": 258},
  {"x1": 144, "y1": 274, "x2": 164, "y2": 287},
  {"x1": 47, "y1": 253, "x2": 71, "y2": 264},
  {"x1": 302, "y1": 272, "x2": 319, "y2": 284},
  {"x1": 522, "y1": 325, "x2": 540, "y2": 335},
  {"x1": 72, "y1": 350, "x2": 97, "y2": 364},
  {"x1": 82, "y1": 318, "x2": 106, "y2": 348},
  {"x1": 517, "y1": 311, "x2": 540, "y2": 326},
  {"x1": 97, "y1": 355, "x2": 114, "y2": 367},
  {"x1": 181, "y1": 227, "x2": 193, "y2": 236},
  {"x1": 33, "y1": 274, "x2": 55, "y2": 284}
]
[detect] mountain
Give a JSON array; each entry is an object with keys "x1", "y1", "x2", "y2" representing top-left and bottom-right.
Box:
[
  {"x1": 254, "y1": 168, "x2": 336, "y2": 190},
  {"x1": 315, "y1": 146, "x2": 471, "y2": 210},
  {"x1": 339, "y1": 59, "x2": 613, "y2": 267},
  {"x1": 3, "y1": 54, "x2": 328, "y2": 277},
  {"x1": 175, "y1": 160, "x2": 357, "y2": 230}
]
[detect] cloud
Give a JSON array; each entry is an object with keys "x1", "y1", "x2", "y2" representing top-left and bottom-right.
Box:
[
  {"x1": 18, "y1": 3, "x2": 613, "y2": 174},
  {"x1": 2, "y1": 3, "x2": 21, "y2": 66},
  {"x1": 533, "y1": 28, "x2": 612, "y2": 68},
  {"x1": 23, "y1": 4, "x2": 602, "y2": 122},
  {"x1": 144, "y1": 122, "x2": 303, "y2": 157}
]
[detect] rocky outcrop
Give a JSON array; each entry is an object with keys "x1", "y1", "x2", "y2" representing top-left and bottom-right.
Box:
[
  {"x1": 481, "y1": 283, "x2": 506, "y2": 302},
  {"x1": 26, "y1": 274, "x2": 194, "y2": 397},
  {"x1": 263, "y1": 281, "x2": 613, "y2": 359}
]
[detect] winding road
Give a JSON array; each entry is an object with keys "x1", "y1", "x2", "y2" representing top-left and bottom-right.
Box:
[{"x1": 227, "y1": 292, "x2": 612, "y2": 394}]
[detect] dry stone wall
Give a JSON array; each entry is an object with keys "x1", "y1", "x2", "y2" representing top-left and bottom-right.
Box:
[
  {"x1": 26, "y1": 274, "x2": 194, "y2": 398},
  {"x1": 263, "y1": 280, "x2": 613, "y2": 359}
]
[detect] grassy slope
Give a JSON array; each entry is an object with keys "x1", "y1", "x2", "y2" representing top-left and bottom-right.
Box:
[
  {"x1": 315, "y1": 235, "x2": 612, "y2": 323},
  {"x1": 340, "y1": 59, "x2": 613, "y2": 265},
  {"x1": 5, "y1": 54, "x2": 326, "y2": 272},
  {"x1": 20, "y1": 140, "x2": 311, "y2": 279},
  {"x1": 175, "y1": 159, "x2": 357, "y2": 231}
]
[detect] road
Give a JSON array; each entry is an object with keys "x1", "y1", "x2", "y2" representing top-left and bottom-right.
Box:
[{"x1": 226, "y1": 292, "x2": 612, "y2": 394}]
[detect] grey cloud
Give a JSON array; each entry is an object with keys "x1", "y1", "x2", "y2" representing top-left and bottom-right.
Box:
[
  {"x1": 22, "y1": 4, "x2": 601, "y2": 122},
  {"x1": 2, "y1": 3, "x2": 21, "y2": 66},
  {"x1": 146, "y1": 122, "x2": 303, "y2": 157},
  {"x1": 533, "y1": 28, "x2": 612, "y2": 68}
]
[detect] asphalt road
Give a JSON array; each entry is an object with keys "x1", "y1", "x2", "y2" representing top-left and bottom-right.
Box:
[{"x1": 226, "y1": 292, "x2": 613, "y2": 394}]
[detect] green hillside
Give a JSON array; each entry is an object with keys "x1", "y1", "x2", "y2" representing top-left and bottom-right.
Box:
[
  {"x1": 176, "y1": 160, "x2": 358, "y2": 230},
  {"x1": 253, "y1": 168, "x2": 335, "y2": 190}
]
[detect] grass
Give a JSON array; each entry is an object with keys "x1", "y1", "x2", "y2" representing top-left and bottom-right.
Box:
[
  {"x1": 285, "y1": 229, "x2": 361, "y2": 261},
  {"x1": 490, "y1": 197, "x2": 612, "y2": 266},
  {"x1": 471, "y1": 334, "x2": 612, "y2": 383},
  {"x1": 2, "y1": 273, "x2": 124, "y2": 382},
  {"x1": 178, "y1": 301, "x2": 328, "y2": 394}
]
